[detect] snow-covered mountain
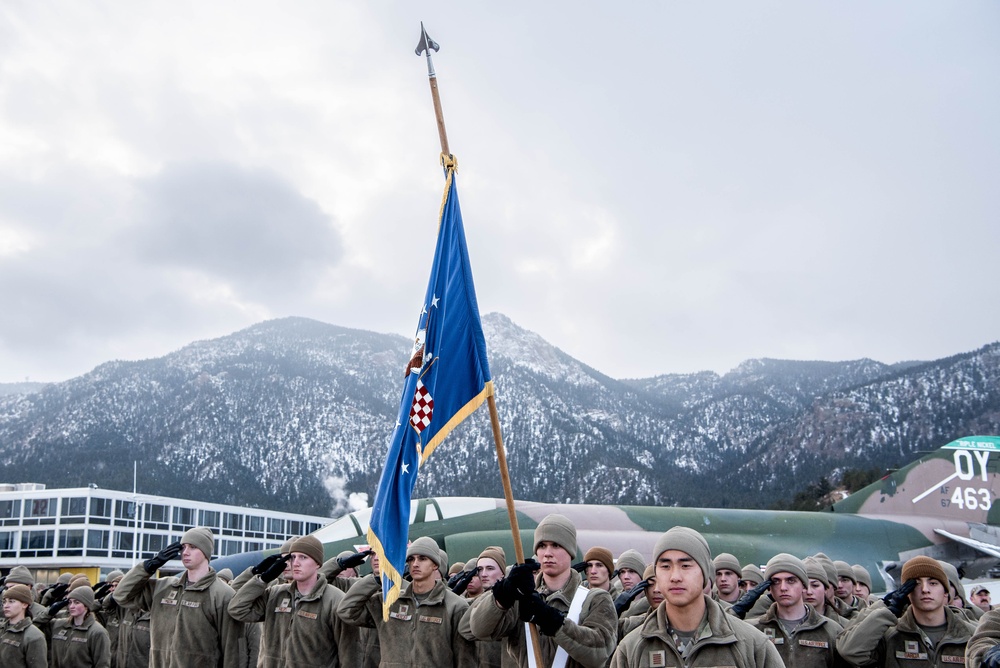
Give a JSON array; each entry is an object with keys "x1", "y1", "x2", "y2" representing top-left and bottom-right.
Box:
[{"x1": 1, "y1": 314, "x2": 997, "y2": 516}]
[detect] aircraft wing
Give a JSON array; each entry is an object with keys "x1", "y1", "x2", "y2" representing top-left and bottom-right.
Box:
[{"x1": 934, "y1": 529, "x2": 1000, "y2": 559}]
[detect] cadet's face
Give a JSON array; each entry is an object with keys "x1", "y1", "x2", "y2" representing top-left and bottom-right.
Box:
[
  {"x1": 535, "y1": 541, "x2": 572, "y2": 578},
  {"x1": 618, "y1": 568, "x2": 642, "y2": 590},
  {"x1": 909, "y1": 577, "x2": 947, "y2": 613},
  {"x1": 804, "y1": 579, "x2": 826, "y2": 609},
  {"x1": 290, "y1": 553, "x2": 320, "y2": 583},
  {"x1": 406, "y1": 554, "x2": 435, "y2": 584},
  {"x1": 855, "y1": 582, "x2": 870, "y2": 598},
  {"x1": 2, "y1": 597, "x2": 27, "y2": 620},
  {"x1": 770, "y1": 572, "x2": 804, "y2": 609},
  {"x1": 68, "y1": 599, "x2": 88, "y2": 619},
  {"x1": 181, "y1": 544, "x2": 207, "y2": 570},
  {"x1": 836, "y1": 576, "x2": 855, "y2": 599},
  {"x1": 741, "y1": 578, "x2": 760, "y2": 593},
  {"x1": 585, "y1": 561, "x2": 610, "y2": 589},
  {"x1": 715, "y1": 569, "x2": 739, "y2": 595},
  {"x1": 644, "y1": 577, "x2": 665, "y2": 608},
  {"x1": 477, "y1": 558, "x2": 503, "y2": 588},
  {"x1": 657, "y1": 550, "x2": 704, "y2": 610},
  {"x1": 465, "y1": 574, "x2": 483, "y2": 596}
]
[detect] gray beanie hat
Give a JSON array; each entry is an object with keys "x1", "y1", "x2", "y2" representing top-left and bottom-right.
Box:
[
  {"x1": 939, "y1": 561, "x2": 965, "y2": 601},
  {"x1": 616, "y1": 549, "x2": 646, "y2": 575},
  {"x1": 57, "y1": 573, "x2": 73, "y2": 585},
  {"x1": 6, "y1": 565, "x2": 34, "y2": 586},
  {"x1": 106, "y1": 570, "x2": 125, "y2": 584},
  {"x1": 803, "y1": 557, "x2": 830, "y2": 588},
  {"x1": 3, "y1": 583, "x2": 34, "y2": 608},
  {"x1": 406, "y1": 537, "x2": 441, "y2": 568},
  {"x1": 438, "y1": 549, "x2": 449, "y2": 576},
  {"x1": 181, "y1": 527, "x2": 215, "y2": 560},
  {"x1": 834, "y1": 560, "x2": 856, "y2": 583},
  {"x1": 653, "y1": 526, "x2": 712, "y2": 588},
  {"x1": 533, "y1": 514, "x2": 578, "y2": 558},
  {"x1": 764, "y1": 553, "x2": 808, "y2": 586},
  {"x1": 68, "y1": 585, "x2": 97, "y2": 611},
  {"x1": 851, "y1": 564, "x2": 872, "y2": 589},
  {"x1": 714, "y1": 553, "x2": 741, "y2": 575},
  {"x1": 217, "y1": 568, "x2": 234, "y2": 583},
  {"x1": 814, "y1": 554, "x2": 839, "y2": 588},
  {"x1": 742, "y1": 564, "x2": 764, "y2": 585}
]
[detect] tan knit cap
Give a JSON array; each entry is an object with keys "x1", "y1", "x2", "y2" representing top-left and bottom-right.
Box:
[
  {"x1": 584, "y1": 547, "x2": 614, "y2": 575},
  {"x1": 616, "y1": 549, "x2": 646, "y2": 576},
  {"x1": 3, "y1": 583, "x2": 34, "y2": 607},
  {"x1": 289, "y1": 535, "x2": 324, "y2": 566},
  {"x1": 406, "y1": 536, "x2": 441, "y2": 569},
  {"x1": 900, "y1": 556, "x2": 948, "y2": 586},
  {"x1": 69, "y1": 574, "x2": 91, "y2": 591},
  {"x1": 764, "y1": 553, "x2": 808, "y2": 586},
  {"x1": 713, "y1": 553, "x2": 741, "y2": 575},
  {"x1": 68, "y1": 585, "x2": 97, "y2": 611},
  {"x1": 741, "y1": 564, "x2": 764, "y2": 584},
  {"x1": 852, "y1": 564, "x2": 872, "y2": 589},
  {"x1": 478, "y1": 546, "x2": 507, "y2": 574}
]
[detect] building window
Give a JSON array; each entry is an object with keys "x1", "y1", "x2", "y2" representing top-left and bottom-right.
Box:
[
  {"x1": 172, "y1": 506, "x2": 195, "y2": 529},
  {"x1": 61, "y1": 497, "x2": 88, "y2": 518},
  {"x1": 305, "y1": 522, "x2": 322, "y2": 534},
  {"x1": 0, "y1": 530, "x2": 16, "y2": 558},
  {"x1": 146, "y1": 504, "x2": 168, "y2": 523},
  {"x1": 26, "y1": 499, "x2": 57, "y2": 524},
  {"x1": 21, "y1": 529, "x2": 55, "y2": 556},
  {"x1": 112, "y1": 531, "x2": 135, "y2": 558},
  {"x1": 288, "y1": 520, "x2": 303, "y2": 536},
  {"x1": 199, "y1": 510, "x2": 220, "y2": 528},
  {"x1": 267, "y1": 517, "x2": 284, "y2": 538},
  {"x1": 221, "y1": 539, "x2": 242, "y2": 556},
  {"x1": 87, "y1": 530, "x2": 109, "y2": 556},
  {"x1": 143, "y1": 533, "x2": 169, "y2": 557},
  {"x1": 247, "y1": 516, "x2": 264, "y2": 533},
  {"x1": 114, "y1": 500, "x2": 136, "y2": 527},
  {"x1": 245, "y1": 541, "x2": 263, "y2": 552},
  {"x1": 58, "y1": 529, "x2": 85, "y2": 556},
  {"x1": 90, "y1": 498, "x2": 112, "y2": 525},
  {"x1": 0, "y1": 499, "x2": 21, "y2": 526}
]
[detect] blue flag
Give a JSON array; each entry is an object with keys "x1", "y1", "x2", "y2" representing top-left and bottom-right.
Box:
[{"x1": 367, "y1": 164, "x2": 493, "y2": 619}]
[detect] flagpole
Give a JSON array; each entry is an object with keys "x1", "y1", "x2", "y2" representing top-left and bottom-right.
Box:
[{"x1": 415, "y1": 23, "x2": 543, "y2": 667}]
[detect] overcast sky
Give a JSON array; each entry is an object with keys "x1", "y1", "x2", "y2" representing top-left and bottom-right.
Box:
[{"x1": 1, "y1": 1, "x2": 997, "y2": 384}]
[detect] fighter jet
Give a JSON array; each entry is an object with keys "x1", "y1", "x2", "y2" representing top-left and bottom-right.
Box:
[{"x1": 213, "y1": 435, "x2": 1000, "y2": 591}]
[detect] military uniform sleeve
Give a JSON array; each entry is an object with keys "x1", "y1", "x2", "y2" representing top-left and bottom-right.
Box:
[
  {"x1": 337, "y1": 574, "x2": 380, "y2": 628},
  {"x1": 227, "y1": 575, "x2": 270, "y2": 623},
  {"x1": 112, "y1": 563, "x2": 156, "y2": 612},
  {"x1": 230, "y1": 566, "x2": 256, "y2": 593},
  {"x1": 552, "y1": 588, "x2": 617, "y2": 668},
  {"x1": 245, "y1": 621, "x2": 261, "y2": 668},
  {"x1": 216, "y1": 586, "x2": 246, "y2": 668},
  {"x1": 835, "y1": 601, "x2": 894, "y2": 667},
  {"x1": 468, "y1": 589, "x2": 519, "y2": 641},
  {"x1": 967, "y1": 609, "x2": 1000, "y2": 668},
  {"x1": 449, "y1": 595, "x2": 477, "y2": 666}
]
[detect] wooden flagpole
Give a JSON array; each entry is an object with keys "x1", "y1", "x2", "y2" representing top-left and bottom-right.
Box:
[{"x1": 415, "y1": 23, "x2": 545, "y2": 667}]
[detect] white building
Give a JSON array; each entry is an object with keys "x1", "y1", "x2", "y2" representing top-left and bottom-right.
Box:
[{"x1": 0, "y1": 483, "x2": 329, "y2": 583}]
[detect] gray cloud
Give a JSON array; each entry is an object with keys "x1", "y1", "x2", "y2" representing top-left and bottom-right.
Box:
[{"x1": 132, "y1": 161, "x2": 343, "y2": 298}]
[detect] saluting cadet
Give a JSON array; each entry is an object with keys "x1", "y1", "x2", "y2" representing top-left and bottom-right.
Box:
[
  {"x1": 610, "y1": 527, "x2": 782, "y2": 668},
  {"x1": 801, "y1": 557, "x2": 848, "y2": 627},
  {"x1": 50, "y1": 585, "x2": 111, "y2": 668},
  {"x1": 113, "y1": 526, "x2": 244, "y2": 668},
  {"x1": 468, "y1": 513, "x2": 617, "y2": 668},
  {"x1": 459, "y1": 546, "x2": 508, "y2": 668},
  {"x1": 837, "y1": 555, "x2": 976, "y2": 668},
  {"x1": 338, "y1": 536, "x2": 475, "y2": 667},
  {"x1": 0, "y1": 584, "x2": 47, "y2": 668},
  {"x1": 748, "y1": 554, "x2": 842, "y2": 668},
  {"x1": 228, "y1": 535, "x2": 347, "y2": 668}
]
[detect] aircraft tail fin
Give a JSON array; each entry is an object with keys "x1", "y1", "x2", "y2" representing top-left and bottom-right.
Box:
[{"x1": 830, "y1": 435, "x2": 1000, "y2": 525}]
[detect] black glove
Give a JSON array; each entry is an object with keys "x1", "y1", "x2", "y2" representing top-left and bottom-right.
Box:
[
  {"x1": 338, "y1": 549, "x2": 373, "y2": 571},
  {"x1": 47, "y1": 582, "x2": 70, "y2": 601},
  {"x1": 614, "y1": 580, "x2": 650, "y2": 616},
  {"x1": 48, "y1": 598, "x2": 69, "y2": 616},
  {"x1": 731, "y1": 579, "x2": 773, "y2": 619},
  {"x1": 254, "y1": 554, "x2": 291, "y2": 583},
  {"x1": 883, "y1": 578, "x2": 917, "y2": 617},
  {"x1": 143, "y1": 541, "x2": 182, "y2": 574},
  {"x1": 492, "y1": 559, "x2": 539, "y2": 609},
  {"x1": 520, "y1": 592, "x2": 566, "y2": 636},
  {"x1": 448, "y1": 568, "x2": 477, "y2": 595},
  {"x1": 982, "y1": 644, "x2": 1000, "y2": 668},
  {"x1": 93, "y1": 581, "x2": 112, "y2": 599},
  {"x1": 572, "y1": 561, "x2": 587, "y2": 573}
]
